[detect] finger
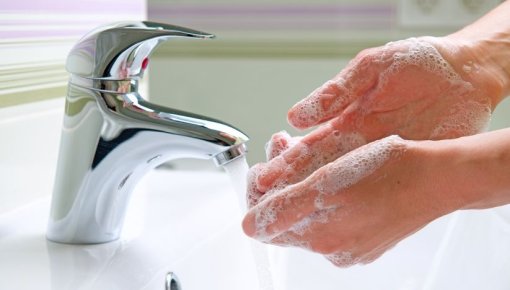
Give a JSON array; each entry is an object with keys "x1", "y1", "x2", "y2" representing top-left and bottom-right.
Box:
[
  {"x1": 243, "y1": 162, "x2": 340, "y2": 240},
  {"x1": 265, "y1": 131, "x2": 290, "y2": 161},
  {"x1": 257, "y1": 94, "x2": 412, "y2": 193},
  {"x1": 256, "y1": 111, "x2": 367, "y2": 193},
  {"x1": 248, "y1": 132, "x2": 302, "y2": 209},
  {"x1": 246, "y1": 131, "x2": 307, "y2": 209},
  {"x1": 287, "y1": 52, "x2": 379, "y2": 130},
  {"x1": 246, "y1": 163, "x2": 265, "y2": 209},
  {"x1": 265, "y1": 131, "x2": 302, "y2": 161},
  {"x1": 242, "y1": 180, "x2": 321, "y2": 241}
]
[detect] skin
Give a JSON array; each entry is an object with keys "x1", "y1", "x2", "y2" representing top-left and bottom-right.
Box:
[
  {"x1": 242, "y1": 1, "x2": 510, "y2": 267},
  {"x1": 244, "y1": 128, "x2": 510, "y2": 266}
]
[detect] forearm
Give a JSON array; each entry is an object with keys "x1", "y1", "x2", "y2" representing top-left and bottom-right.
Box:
[
  {"x1": 420, "y1": 128, "x2": 510, "y2": 212},
  {"x1": 459, "y1": 127, "x2": 510, "y2": 209},
  {"x1": 447, "y1": 0, "x2": 510, "y2": 104}
]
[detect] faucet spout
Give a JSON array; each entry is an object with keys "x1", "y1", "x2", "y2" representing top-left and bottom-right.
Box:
[{"x1": 47, "y1": 22, "x2": 248, "y2": 244}]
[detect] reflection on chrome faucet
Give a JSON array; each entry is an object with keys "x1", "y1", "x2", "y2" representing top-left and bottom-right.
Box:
[{"x1": 47, "y1": 21, "x2": 249, "y2": 244}]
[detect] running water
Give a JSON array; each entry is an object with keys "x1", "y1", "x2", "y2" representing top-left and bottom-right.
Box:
[
  {"x1": 223, "y1": 156, "x2": 251, "y2": 212},
  {"x1": 223, "y1": 156, "x2": 275, "y2": 290}
]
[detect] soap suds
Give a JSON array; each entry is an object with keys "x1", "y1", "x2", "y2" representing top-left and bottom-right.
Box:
[
  {"x1": 258, "y1": 131, "x2": 367, "y2": 195},
  {"x1": 431, "y1": 99, "x2": 491, "y2": 138},
  {"x1": 264, "y1": 131, "x2": 302, "y2": 161},
  {"x1": 253, "y1": 135, "x2": 404, "y2": 242},
  {"x1": 380, "y1": 38, "x2": 464, "y2": 85},
  {"x1": 290, "y1": 78, "x2": 356, "y2": 128},
  {"x1": 325, "y1": 252, "x2": 360, "y2": 267},
  {"x1": 250, "y1": 37, "x2": 493, "y2": 269},
  {"x1": 289, "y1": 208, "x2": 335, "y2": 236},
  {"x1": 312, "y1": 135, "x2": 404, "y2": 209}
]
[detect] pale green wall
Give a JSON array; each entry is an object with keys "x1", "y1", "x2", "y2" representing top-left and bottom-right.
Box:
[
  {"x1": 491, "y1": 98, "x2": 510, "y2": 131},
  {"x1": 149, "y1": 56, "x2": 349, "y2": 164}
]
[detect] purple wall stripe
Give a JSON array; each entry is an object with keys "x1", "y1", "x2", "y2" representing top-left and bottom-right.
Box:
[
  {"x1": 0, "y1": 0, "x2": 145, "y2": 40},
  {"x1": 153, "y1": 19, "x2": 395, "y2": 31},
  {"x1": 148, "y1": 4, "x2": 394, "y2": 16},
  {"x1": 1, "y1": 0, "x2": 145, "y2": 14},
  {"x1": 148, "y1": 3, "x2": 396, "y2": 31},
  {"x1": 0, "y1": 18, "x2": 124, "y2": 25},
  {"x1": 0, "y1": 30, "x2": 92, "y2": 38}
]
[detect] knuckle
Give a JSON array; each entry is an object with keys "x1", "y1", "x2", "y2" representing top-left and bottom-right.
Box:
[{"x1": 355, "y1": 48, "x2": 377, "y2": 63}]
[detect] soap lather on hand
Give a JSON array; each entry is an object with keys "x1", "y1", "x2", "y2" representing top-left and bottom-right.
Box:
[{"x1": 242, "y1": 1, "x2": 510, "y2": 267}]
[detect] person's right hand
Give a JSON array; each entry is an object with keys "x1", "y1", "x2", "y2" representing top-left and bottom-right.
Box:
[{"x1": 252, "y1": 36, "x2": 506, "y2": 196}]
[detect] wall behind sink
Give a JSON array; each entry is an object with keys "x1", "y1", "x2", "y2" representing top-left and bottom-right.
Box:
[
  {"x1": 147, "y1": 0, "x2": 509, "y2": 165},
  {"x1": 0, "y1": 0, "x2": 146, "y2": 214}
]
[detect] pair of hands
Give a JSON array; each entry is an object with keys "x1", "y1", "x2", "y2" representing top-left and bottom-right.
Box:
[{"x1": 241, "y1": 36, "x2": 499, "y2": 266}]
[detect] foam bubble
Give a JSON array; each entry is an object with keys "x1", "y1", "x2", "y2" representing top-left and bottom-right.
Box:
[
  {"x1": 270, "y1": 232, "x2": 310, "y2": 249},
  {"x1": 380, "y1": 38, "x2": 465, "y2": 88},
  {"x1": 289, "y1": 208, "x2": 335, "y2": 236},
  {"x1": 253, "y1": 196, "x2": 285, "y2": 241},
  {"x1": 314, "y1": 194, "x2": 325, "y2": 209},
  {"x1": 264, "y1": 131, "x2": 289, "y2": 161},
  {"x1": 252, "y1": 135, "x2": 402, "y2": 242},
  {"x1": 291, "y1": 78, "x2": 354, "y2": 127},
  {"x1": 247, "y1": 165, "x2": 263, "y2": 208},
  {"x1": 377, "y1": 38, "x2": 493, "y2": 140},
  {"x1": 462, "y1": 60, "x2": 480, "y2": 74},
  {"x1": 268, "y1": 131, "x2": 367, "y2": 193},
  {"x1": 325, "y1": 252, "x2": 360, "y2": 267},
  {"x1": 265, "y1": 132, "x2": 303, "y2": 161},
  {"x1": 431, "y1": 99, "x2": 492, "y2": 138},
  {"x1": 312, "y1": 135, "x2": 404, "y2": 208},
  {"x1": 463, "y1": 64, "x2": 472, "y2": 73}
]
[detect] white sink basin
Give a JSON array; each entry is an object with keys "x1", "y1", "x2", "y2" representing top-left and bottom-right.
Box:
[
  {"x1": 1, "y1": 168, "x2": 510, "y2": 290},
  {"x1": 0, "y1": 169, "x2": 259, "y2": 290}
]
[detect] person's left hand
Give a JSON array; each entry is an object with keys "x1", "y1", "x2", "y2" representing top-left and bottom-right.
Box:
[{"x1": 243, "y1": 135, "x2": 464, "y2": 267}]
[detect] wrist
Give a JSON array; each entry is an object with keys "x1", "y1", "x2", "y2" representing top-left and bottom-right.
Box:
[
  {"x1": 456, "y1": 130, "x2": 510, "y2": 210},
  {"x1": 437, "y1": 33, "x2": 510, "y2": 107},
  {"x1": 441, "y1": 4, "x2": 510, "y2": 105},
  {"x1": 408, "y1": 139, "x2": 471, "y2": 216},
  {"x1": 416, "y1": 130, "x2": 510, "y2": 211}
]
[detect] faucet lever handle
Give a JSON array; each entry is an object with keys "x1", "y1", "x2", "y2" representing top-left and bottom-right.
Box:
[{"x1": 66, "y1": 21, "x2": 214, "y2": 80}]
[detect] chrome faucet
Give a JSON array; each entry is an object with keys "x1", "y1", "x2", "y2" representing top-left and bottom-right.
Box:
[{"x1": 47, "y1": 21, "x2": 249, "y2": 244}]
